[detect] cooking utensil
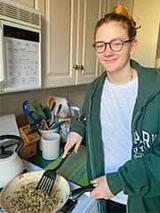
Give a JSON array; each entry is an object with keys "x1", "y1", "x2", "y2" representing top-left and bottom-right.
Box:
[
  {"x1": 54, "y1": 103, "x2": 62, "y2": 122},
  {"x1": 43, "y1": 106, "x2": 52, "y2": 125},
  {"x1": 34, "y1": 103, "x2": 46, "y2": 120},
  {"x1": 0, "y1": 171, "x2": 94, "y2": 213},
  {"x1": 29, "y1": 115, "x2": 46, "y2": 134},
  {"x1": 22, "y1": 100, "x2": 37, "y2": 123},
  {"x1": 23, "y1": 100, "x2": 49, "y2": 130},
  {"x1": 0, "y1": 135, "x2": 24, "y2": 188},
  {"x1": 49, "y1": 120, "x2": 67, "y2": 130},
  {"x1": 48, "y1": 97, "x2": 56, "y2": 125},
  {"x1": 48, "y1": 97, "x2": 56, "y2": 111},
  {"x1": 36, "y1": 149, "x2": 73, "y2": 194}
]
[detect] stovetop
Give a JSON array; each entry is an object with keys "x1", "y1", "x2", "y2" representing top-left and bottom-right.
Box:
[{"x1": 0, "y1": 160, "x2": 98, "y2": 213}]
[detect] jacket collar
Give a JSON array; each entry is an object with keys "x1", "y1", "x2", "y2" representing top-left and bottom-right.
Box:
[
  {"x1": 91, "y1": 60, "x2": 160, "y2": 106},
  {"x1": 131, "y1": 60, "x2": 160, "y2": 108}
]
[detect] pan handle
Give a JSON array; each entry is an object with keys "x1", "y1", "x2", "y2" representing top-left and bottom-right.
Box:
[{"x1": 71, "y1": 184, "x2": 95, "y2": 201}]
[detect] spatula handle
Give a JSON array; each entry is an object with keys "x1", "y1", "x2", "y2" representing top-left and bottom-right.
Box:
[{"x1": 50, "y1": 148, "x2": 74, "y2": 171}]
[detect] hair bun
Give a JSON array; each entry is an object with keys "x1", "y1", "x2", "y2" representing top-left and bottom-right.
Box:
[
  {"x1": 112, "y1": 5, "x2": 129, "y2": 18},
  {"x1": 112, "y1": 5, "x2": 138, "y2": 28}
]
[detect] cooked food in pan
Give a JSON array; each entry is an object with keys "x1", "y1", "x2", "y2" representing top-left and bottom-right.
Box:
[
  {"x1": 0, "y1": 171, "x2": 70, "y2": 213},
  {"x1": 6, "y1": 182, "x2": 63, "y2": 213}
]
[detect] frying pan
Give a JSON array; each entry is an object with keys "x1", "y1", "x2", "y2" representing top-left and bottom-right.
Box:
[{"x1": 0, "y1": 170, "x2": 94, "y2": 213}]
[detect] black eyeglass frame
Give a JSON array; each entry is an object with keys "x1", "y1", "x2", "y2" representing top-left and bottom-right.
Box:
[{"x1": 92, "y1": 37, "x2": 135, "y2": 53}]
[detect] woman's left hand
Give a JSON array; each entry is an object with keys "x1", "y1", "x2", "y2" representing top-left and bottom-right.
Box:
[{"x1": 90, "y1": 176, "x2": 114, "y2": 200}]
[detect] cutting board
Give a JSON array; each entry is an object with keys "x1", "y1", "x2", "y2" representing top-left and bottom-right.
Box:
[{"x1": 45, "y1": 145, "x2": 89, "y2": 186}]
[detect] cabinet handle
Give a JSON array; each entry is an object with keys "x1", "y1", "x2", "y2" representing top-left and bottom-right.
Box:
[
  {"x1": 78, "y1": 65, "x2": 84, "y2": 70},
  {"x1": 73, "y1": 64, "x2": 79, "y2": 70}
]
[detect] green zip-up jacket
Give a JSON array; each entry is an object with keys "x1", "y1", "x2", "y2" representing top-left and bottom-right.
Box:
[{"x1": 71, "y1": 60, "x2": 160, "y2": 213}]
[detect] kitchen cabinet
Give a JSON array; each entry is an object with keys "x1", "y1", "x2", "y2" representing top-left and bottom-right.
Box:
[
  {"x1": 36, "y1": 0, "x2": 107, "y2": 88},
  {"x1": 9, "y1": 0, "x2": 134, "y2": 89},
  {"x1": 11, "y1": 0, "x2": 35, "y2": 8}
]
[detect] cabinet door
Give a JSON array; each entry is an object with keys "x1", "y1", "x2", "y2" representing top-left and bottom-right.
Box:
[
  {"x1": 40, "y1": 0, "x2": 77, "y2": 88},
  {"x1": 75, "y1": 0, "x2": 103, "y2": 85},
  {"x1": 11, "y1": 0, "x2": 35, "y2": 8},
  {"x1": 37, "y1": 0, "x2": 105, "y2": 88}
]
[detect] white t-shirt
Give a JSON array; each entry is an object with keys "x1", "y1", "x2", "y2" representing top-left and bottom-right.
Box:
[{"x1": 100, "y1": 77, "x2": 138, "y2": 204}]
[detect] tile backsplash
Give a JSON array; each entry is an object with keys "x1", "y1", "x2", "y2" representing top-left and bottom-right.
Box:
[{"x1": 0, "y1": 85, "x2": 88, "y2": 117}]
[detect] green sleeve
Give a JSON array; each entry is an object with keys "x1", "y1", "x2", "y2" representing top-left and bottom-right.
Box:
[{"x1": 107, "y1": 151, "x2": 160, "y2": 197}]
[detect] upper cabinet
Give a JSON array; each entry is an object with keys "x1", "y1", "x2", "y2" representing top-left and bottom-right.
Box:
[
  {"x1": 11, "y1": 0, "x2": 35, "y2": 8},
  {"x1": 9, "y1": 0, "x2": 134, "y2": 89},
  {"x1": 36, "y1": 0, "x2": 107, "y2": 88},
  {"x1": 36, "y1": 0, "x2": 134, "y2": 88}
]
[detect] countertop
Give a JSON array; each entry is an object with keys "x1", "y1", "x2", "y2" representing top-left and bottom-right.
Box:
[
  {"x1": 28, "y1": 148, "x2": 53, "y2": 168},
  {"x1": 28, "y1": 142, "x2": 66, "y2": 169}
]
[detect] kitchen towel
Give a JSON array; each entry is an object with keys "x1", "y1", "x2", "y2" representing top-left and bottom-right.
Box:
[{"x1": 45, "y1": 145, "x2": 89, "y2": 186}]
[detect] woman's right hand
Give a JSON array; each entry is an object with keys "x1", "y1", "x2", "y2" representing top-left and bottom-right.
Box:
[{"x1": 62, "y1": 132, "x2": 83, "y2": 158}]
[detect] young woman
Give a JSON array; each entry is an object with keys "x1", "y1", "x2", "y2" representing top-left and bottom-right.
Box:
[{"x1": 63, "y1": 5, "x2": 160, "y2": 213}]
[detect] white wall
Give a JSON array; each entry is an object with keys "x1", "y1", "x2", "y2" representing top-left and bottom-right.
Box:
[{"x1": 132, "y1": 0, "x2": 160, "y2": 67}]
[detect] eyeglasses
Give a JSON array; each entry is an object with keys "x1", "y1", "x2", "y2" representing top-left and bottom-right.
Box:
[{"x1": 92, "y1": 38, "x2": 134, "y2": 53}]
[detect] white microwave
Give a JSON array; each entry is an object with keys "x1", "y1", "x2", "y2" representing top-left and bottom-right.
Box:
[{"x1": 0, "y1": 0, "x2": 41, "y2": 93}]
